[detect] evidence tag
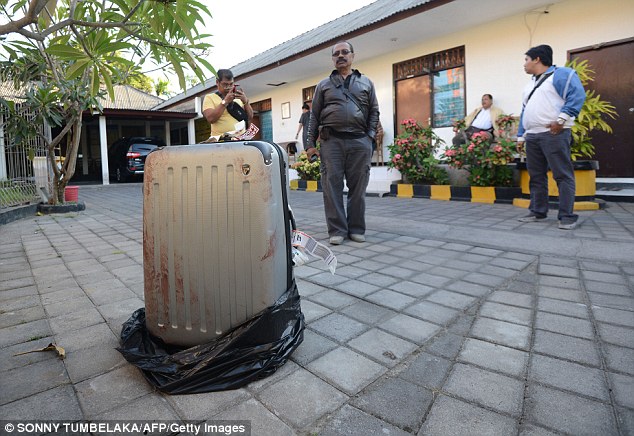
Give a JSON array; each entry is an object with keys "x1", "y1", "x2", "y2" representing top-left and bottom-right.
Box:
[{"x1": 292, "y1": 230, "x2": 337, "y2": 274}]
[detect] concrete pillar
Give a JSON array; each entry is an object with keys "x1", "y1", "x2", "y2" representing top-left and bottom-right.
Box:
[
  {"x1": 194, "y1": 96, "x2": 202, "y2": 118},
  {"x1": 188, "y1": 119, "x2": 196, "y2": 145},
  {"x1": 99, "y1": 116, "x2": 109, "y2": 185},
  {"x1": 165, "y1": 121, "x2": 171, "y2": 146},
  {"x1": 81, "y1": 125, "x2": 89, "y2": 175}
]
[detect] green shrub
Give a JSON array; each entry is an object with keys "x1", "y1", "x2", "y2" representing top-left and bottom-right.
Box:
[
  {"x1": 291, "y1": 151, "x2": 321, "y2": 181},
  {"x1": 387, "y1": 118, "x2": 448, "y2": 185}
]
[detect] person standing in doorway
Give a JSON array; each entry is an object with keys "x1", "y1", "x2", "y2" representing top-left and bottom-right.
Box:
[
  {"x1": 305, "y1": 41, "x2": 380, "y2": 245},
  {"x1": 517, "y1": 44, "x2": 586, "y2": 230},
  {"x1": 295, "y1": 103, "x2": 310, "y2": 152}
]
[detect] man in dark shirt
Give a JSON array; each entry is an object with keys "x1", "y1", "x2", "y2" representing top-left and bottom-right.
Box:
[{"x1": 305, "y1": 41, "x2": 380, "y2": 245}]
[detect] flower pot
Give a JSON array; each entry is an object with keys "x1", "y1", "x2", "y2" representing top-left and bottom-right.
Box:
[
  {"x1": 64, "y1": 185, "x2": 79, "y2": 202},
  {"x1": 513, "y1": 160, "x2": 603, "y2": 210}
]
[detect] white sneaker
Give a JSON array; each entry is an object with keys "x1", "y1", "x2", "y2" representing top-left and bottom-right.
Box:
[
  {"x1": 558, "y1": 221, "x2": 577, "y2": 230},
  {"x1": 329, "y1": 236, "x2": 344, "y2": 245},
  {"x1": 349, "y1": 234, "x2": 366, "y2": 243},
  {"x1": 518, "y1": 214, "x2": 547, "y2": 223}
]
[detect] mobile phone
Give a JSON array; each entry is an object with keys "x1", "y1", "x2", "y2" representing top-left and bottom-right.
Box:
[{"x1": 232, "y1": 84, "x2": 238, "y2": 93}]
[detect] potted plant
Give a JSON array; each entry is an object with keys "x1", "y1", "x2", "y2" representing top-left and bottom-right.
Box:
[
  {"x1": 496, "y1": 114, "x2": 520, "y2": 141},
  {"x1": 442, "y1": 130, "x2": 516, "y2": 187},
  {"x1": 515, "y1": 59, "x2": 617, "y2": 209},
  {"x1": 441, "y1": 124, "x2": 519, "y2": 203},
  {"x1": 387, "y1": 118, "x2": 449, "y2": 197},
  {"x1": 567, "y1": 59, "x2": 618, "y2": 160},
  {"x1": 290, "y1": 151, "x2": 322, "y2": 191}
]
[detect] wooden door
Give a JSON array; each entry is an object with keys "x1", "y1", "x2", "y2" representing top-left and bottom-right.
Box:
[
  {"x1": 395, "y1": 75, "x2": 431, "y2": 133},
  {"x1": 570, "y1": 38, "x2": 634, "y2": 177}
]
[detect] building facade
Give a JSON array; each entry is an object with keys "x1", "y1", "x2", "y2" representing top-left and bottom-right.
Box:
[{"x1": 158, "y1": 0, "x2": 633, "y2": 179}]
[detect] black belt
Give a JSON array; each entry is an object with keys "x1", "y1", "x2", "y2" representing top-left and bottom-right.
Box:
[{"x1": 330, "y1": 130, "x2": 366, "y2": 139}]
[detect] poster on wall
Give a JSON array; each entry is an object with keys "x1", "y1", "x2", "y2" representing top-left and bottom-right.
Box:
[{"x1": 433, "y1": 67, "x2": 465, "y2": 127}]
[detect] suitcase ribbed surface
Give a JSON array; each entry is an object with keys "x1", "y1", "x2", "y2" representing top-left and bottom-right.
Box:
[{"x1": 143, "y1": 142, "x2": 289, "y2": 346}]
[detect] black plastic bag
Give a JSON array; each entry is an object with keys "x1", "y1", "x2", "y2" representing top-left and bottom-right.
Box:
[{"x1": 117, "y1": 282, "x2": 304, "y2": 394}]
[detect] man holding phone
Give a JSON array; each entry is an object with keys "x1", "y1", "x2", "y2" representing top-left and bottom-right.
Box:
[{"x1": 202, "y1": 69, "x2": 254, "y2": 137}]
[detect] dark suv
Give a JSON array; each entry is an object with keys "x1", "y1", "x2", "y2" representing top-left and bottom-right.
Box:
[{"x1": 109, "y1": 137, "x2": 165, "y2": 182}]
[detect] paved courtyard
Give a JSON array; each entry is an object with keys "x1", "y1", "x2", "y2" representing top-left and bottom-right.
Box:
[{"x1": 1, "y1": 183, "x2": 633, "y2": 435}]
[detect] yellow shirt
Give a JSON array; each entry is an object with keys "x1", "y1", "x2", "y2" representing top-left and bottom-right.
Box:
[{"x1": 202, "y1": 93, "x2": 246, "y2": 136}]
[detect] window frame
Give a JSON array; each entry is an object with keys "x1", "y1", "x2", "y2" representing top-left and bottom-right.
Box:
[{"x1": 393, "y1": 46, "x2": 465, "y2": 128}]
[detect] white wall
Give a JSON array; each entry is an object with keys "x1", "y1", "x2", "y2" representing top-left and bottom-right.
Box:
[
  {"x1": 248, "y1": 0, "x2": 633, "y2": 158},
  {"x1": 265, "y1": 87, "x2": 302, "y2": 144}
]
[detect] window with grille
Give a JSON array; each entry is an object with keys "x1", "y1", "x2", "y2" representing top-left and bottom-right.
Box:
[
  {"x1": 251, "y1": 99, "x2": 271, "y2": 112},
  {"x1": 393, "y1": 46, "x2": 465, "y2": 128},
  {"x1": 302, "y1": 86, "x2": 316, "y2": 104}
]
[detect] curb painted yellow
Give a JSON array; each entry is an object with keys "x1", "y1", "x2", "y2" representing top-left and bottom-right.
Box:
[
  {"x1": 397, "y1": 184, "x2": 413, "y2": 198},
  {"x1": 512, "y1": 198, "x2": 600, "y2": 211},
  {"x1": 430, "y1": 185, "x2": 451, "y2": 201},
  {"x1": 574, "y1": 201, "x2": 601, "y2": 210},
  {"x1": 471, "y1": 187, "x2": 496, "y2": 204},
  {"x1": 289, "y1": 179, "x2": 321, "y2": 192},
  {"x1": 306, "y1": 180, "x2": 319, "y2": 192},
  {"x1": 394, "y1": 184, "x2": 519, "y2": 203}
]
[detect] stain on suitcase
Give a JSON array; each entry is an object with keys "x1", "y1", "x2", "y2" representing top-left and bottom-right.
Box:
[{"x1": 143, "y1": 141, "x2": 292, "y2": 346}]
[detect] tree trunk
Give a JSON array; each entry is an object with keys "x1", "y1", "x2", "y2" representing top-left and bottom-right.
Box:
[{"x1": 49, "y1": 114, "x2": 82, "y2": 204}]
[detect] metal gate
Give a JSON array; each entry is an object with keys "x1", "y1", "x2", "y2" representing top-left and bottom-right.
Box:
[{"x1": 0, "y1": 105, "x2": 49, "y2": 208}]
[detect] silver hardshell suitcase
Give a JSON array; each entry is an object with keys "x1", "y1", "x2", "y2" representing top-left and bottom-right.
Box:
[{"x1": 142, "y1": 141, "x2": 293, "y2": 347}]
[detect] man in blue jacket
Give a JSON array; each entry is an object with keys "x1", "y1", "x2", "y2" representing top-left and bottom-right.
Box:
[
  {"x1": 305, "y1": 41, "x2": 380, "y2": 245},
  {"x1": 517, "y1": 44, "x2": 586, "y2": 230}
]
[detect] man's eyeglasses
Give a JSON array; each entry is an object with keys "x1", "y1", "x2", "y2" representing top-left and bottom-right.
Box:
[
  {"x1": 219, "y1": 82, "x2": 234, "y2": 89},
  {"x1": 332, "y1": 49, "x2": 352, "y2": 57}
]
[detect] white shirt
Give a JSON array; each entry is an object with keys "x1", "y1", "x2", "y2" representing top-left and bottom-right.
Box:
[
  {"x1": 521, "y1": 74, "x2": 567, "y2": 134},
  {"x1": 471, "y1": 108, "x2": 492, "y2": 130}
]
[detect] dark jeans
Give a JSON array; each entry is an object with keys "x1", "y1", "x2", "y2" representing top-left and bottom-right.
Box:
[
  {"x1": 319, "y1": 135, "x2": 372, "y2": 237},
  {"x1": 525, "y1": 129, "x2": 578, "y2": 221}
]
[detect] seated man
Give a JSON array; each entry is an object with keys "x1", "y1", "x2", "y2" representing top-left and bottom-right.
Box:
[{"x1": 453, "y1": 94, "x2": 503, "y2": 145}]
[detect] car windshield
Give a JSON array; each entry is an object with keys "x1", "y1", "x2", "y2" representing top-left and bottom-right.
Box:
[{"x1": 131, "y1": 144, "x2": 158, "y2": 152}]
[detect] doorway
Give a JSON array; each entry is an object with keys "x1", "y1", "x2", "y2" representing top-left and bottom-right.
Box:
[
  {"x1": 395, "y1": 75, "x2": 431, "y2": 131},
  {"x1": 570, "y1": 38, "x2": 634, "y2": 177}
]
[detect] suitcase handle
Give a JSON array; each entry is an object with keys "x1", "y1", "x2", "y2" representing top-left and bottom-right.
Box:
[
  {"x1": 244, "y1": 141, "x2": 273, "y2": 165},
  {"x1": 251, "y1": 140, "x2": 295, "y2": 289}
]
